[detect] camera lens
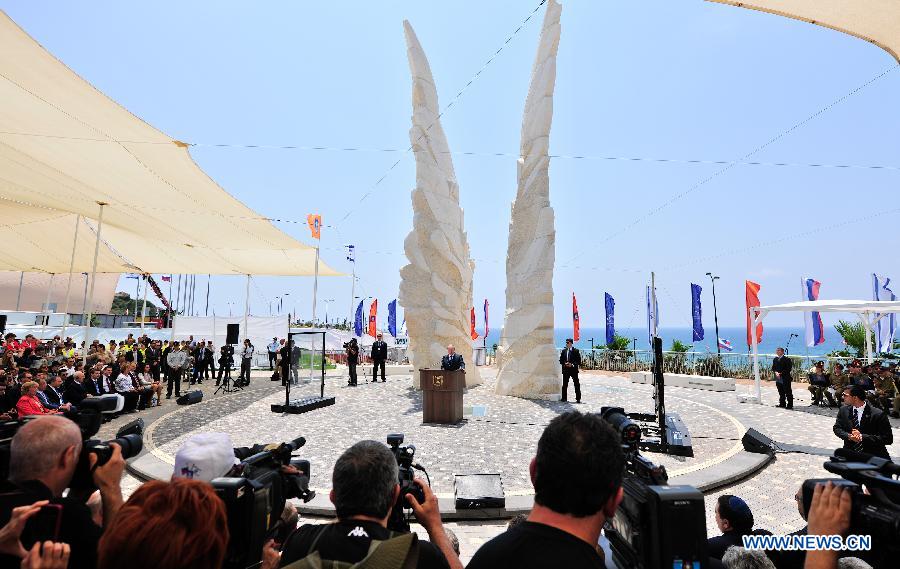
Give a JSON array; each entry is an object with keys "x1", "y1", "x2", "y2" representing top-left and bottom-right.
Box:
[
  {"x1": 600, "y1": 408, "x2": 642, "y2": 445},
  {"x1": 112, "y1": 434, "x2": 143, "y2": 460}
]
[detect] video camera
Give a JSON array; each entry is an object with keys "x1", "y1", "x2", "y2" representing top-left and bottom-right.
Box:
[
  {"x1": 600, "y1": 407, "x2": 708, "y2": 569},
  {"x1": 212, "y1": 436, "x2": 315, "y2": 569},
  {"x1": 386, "y1": 433, "x2": 426, "y2": 532},
  {"x1": 802, "y1": 449, "x2": 900, "y2": 567},
  {"x1": 0, "y1": 409, "x2": 143, "y2": 497}
]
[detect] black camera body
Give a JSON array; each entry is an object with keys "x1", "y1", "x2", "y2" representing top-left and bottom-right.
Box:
[
  {"x1": 600, "y1": 408, "x2": 708, "y2": 569},
  {"x1": 386, "y1": 433, "x2": 426, "y2": 532},
  {"x1": 212, "y1": 436, "x2": 315, "y2": 569}
]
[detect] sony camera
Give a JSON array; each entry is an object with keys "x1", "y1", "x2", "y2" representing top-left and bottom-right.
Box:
[
  {"x1": 386, "y1": 433, "x2": 426, "y2": 532},
  {"x1": 0, "y1": 409, "x2": 143, "y2": 497},
  {"x1": 212, "y1": 436, "x2": 315, "y2": 569},
  {"x1": 801, "y1": 449, "x2": 900, "y2": 567},
  {"x1": 600, "y1": 407, "x2": 708, "y2": 569}
]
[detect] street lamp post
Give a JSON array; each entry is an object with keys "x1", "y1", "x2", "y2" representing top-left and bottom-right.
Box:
[
  {"x1": 322, "y1": 299, "x2": 334, "y2": 327},
  {"x1": 705, "y1": 272, "x2": 722, "y2": 356}
]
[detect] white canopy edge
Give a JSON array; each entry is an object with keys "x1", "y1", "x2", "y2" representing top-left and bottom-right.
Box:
[{"x1": 755, "y1": 299, "x2": 900, "y2": 314}]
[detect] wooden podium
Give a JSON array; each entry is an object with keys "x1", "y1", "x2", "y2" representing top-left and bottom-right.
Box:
[{"x1": 420, "y1": 369, "x2": 465, "y2": 424}]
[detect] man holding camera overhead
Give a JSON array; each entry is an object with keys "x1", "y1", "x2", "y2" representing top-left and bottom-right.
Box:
[
  {"x1": 0, "y1": 415, "x2": 126, "y2": 569},
  {"x1": 279, "y1": 440, "x2": 461, "y2": 569}
]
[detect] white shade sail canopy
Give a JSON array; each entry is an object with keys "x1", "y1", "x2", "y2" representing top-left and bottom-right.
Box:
[
  {"x1": 710, "y1": 0, "x2": 900, "y2": 62},
  {"x1": 0, "y1": 11, "x2": 340, "y2": 276},
  {"x1": 754, "y1": 299, "x2": 900, "y2": 315}
]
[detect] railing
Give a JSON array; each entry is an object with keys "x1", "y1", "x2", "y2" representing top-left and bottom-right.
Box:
[{"x1": 485, "y1": 347, "x2": 859, "y2": 380}]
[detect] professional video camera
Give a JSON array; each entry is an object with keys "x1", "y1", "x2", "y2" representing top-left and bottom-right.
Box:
[
  {"x1": 212, "y1": 436, "x2": 315, "y2": 569},
  {"x1": 600, "y1": 407, "x2": 708, "y2": 569},
  {"x1": 0, "y1": 409, "x2": 143, "y2": 497},
  {"x1": 386, "y1": 433, "x2": 427, "y2": 532},
  {"x1": 802, "y1": 449, "x2": 900, "y2": 567}
]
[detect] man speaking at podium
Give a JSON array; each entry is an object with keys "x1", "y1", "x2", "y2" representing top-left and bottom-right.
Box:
[{"x1": 440, "y1": 344, "x2": 465, "y2": 372}]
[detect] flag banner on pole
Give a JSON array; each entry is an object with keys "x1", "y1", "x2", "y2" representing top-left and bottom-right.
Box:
[
  {"x1": 718, "y1": 338, "x2": 734, "y2": 352},
  {"x1": 399, "y1": 318, "x2": 407, "y2": 337},
  {"x1": 470, "y1": 307, "x2": 479, "y2": 340},
  {"x1": 307, "y1": 214, "x2": 322, "y2": 240},
  {"x1": 646, "y1": 285, "x2": 659, "y2": 345},
  {"x1": 354, "y1": 300, "x2": 364, "y2": 337},
  {"x1": 345, "y1": 244, "x2": 355, "y2": 263},
  {"x1": 388, "y1": 299, "x2": 397, "y2": 337},
  {"x1": 690, "y1": 283, "x2": 704, "y2": 342},
  {"x1": 145, "y1": 275, "x2": 171, "y2": 311},
  {"x1": 572, "y1": 293, "x2": 580, "y2": 342},
  {"x1": 368, "y1": 299, "x2": 378, "y2": 337},
  {"x1": 483, "y1": 299, "x2": 489, "y2": 338},
  {"x1": 161, "y1": 275, "x2": 172, "y2": 282},
  {"x1": 745, "y1": 280, "x2": 763, "y2": 347},
  {"x1": 604, "y1": 292, "x2": 615, "y2": 346},
  {"x1": 873, "y1": 274, "x2": 896, "y2": 353},
  {"x1": 803, "y1": 278, "x2": 825, "y2": 348}
]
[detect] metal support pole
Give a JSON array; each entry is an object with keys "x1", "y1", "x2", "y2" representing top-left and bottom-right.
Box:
[
  {"x1": 60, "y1": 215, "x2": 81, "y2": 340},
  {"x1": 311, "y1": 244, "x2": 320, "y2": 325},
  {"x1": 862, "y1": 313, "x2": 874, "y2": 363},
  {"x1": 205, "y1": 274, "x2": 210, "y2": 316},
  {"x1": 82, "y1": 202, "x2": 107, "y2": 367},
  {"x1": 39, "y1": 274, "x2": 54, "y2": 341},
  {"x1": 15, "y1": 271, "x2": 23, "y2": 311},
  {"x1": 707, "y1": 273, "x2": 721, "y2": 356},
  {"x1": 349, "y1": 263, "x2": 356, "y2": 325},
  {"x1": 133, "y1": 275, "x2": 140, "y2": 319},
  {"x1": 750, "y1": 307, "x2": 763, "y2": 404},
  {"x1": 140, "y1": 274, "x2": 149, "y2": 332},
  {"x1": 243, "y1": 275, "x2": 251, "y2": 343},
  {"x1": 80, "y1": 273, "x2": 89, "y2": 328},
  {"x1": 175, "y1": 275, "x2": 182, "y2": 313}
]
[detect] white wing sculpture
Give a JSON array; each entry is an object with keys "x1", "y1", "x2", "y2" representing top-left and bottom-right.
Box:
[
  {"x1": 398, "y1": 21, "x2": 481, "y2": 387},
  {"x1": 495, "y1": 0, "x2": 562, "y2": 397}
]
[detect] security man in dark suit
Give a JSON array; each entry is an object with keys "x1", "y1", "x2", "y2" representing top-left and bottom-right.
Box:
[
  {"x1": 772, "y1": 347, "x2": 793, "y2": 409},
  {"x1": 440, "y1": 344, "x2": 465, "y2": 371},
  {"x1": 559, "y1": 338, "x2": 581, "y2": 403},
  {"x1": 370, "y1": 333, "x2": 388, "y2": 383},
  {"x1": 833, "y1": 385, "x2": 893, "y2": 459}
]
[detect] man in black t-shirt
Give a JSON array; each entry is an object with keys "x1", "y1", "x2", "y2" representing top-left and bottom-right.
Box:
[
  {"x1": 468, "y1": 411, "x2": 625, "y2": 569},
  {"x1": 279, "y1": 440, "x2": 461, "y2": 569}
]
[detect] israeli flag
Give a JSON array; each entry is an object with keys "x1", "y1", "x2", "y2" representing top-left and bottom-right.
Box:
[
  {"x1": 873, "y1": 274, "x2": 896, "y2": 353},
  {"x1": 345, "y1": 244, "x2": 355, "y2": 263}
]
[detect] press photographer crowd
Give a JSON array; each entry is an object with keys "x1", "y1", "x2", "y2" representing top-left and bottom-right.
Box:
[{"x1": 0, "y1": 407, "x2": 895, "y2": 569}]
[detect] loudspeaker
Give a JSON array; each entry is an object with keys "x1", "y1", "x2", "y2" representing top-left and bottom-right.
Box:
[
  {"x1": 226, "y1": 323, "x2": 240, "y2": 345},
  {"x1": 742, "y1": 428, "x2": 775, "y2": 455},
  {"x1": 177, "y1": 390, "x2": 203, "y2": 405},
  {"x1": 454, "y1": 474, "x2": 505, "y2": 509},
  {"x1": 0, "y1": 315, "x2": 6, "y2": 334}
]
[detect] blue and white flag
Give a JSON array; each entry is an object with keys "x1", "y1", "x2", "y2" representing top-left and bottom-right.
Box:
[
  {"x1": 125, "y1": 273, "x2": 139, "y2": 279},
  {"x1": 802, "y1": 278, "x2": 825, "y2": 348},
  {"x1": 873, "y1": 273, "x2": 896, "y2": 353},
  {"x1": 345, "y1": 244, "x2": 355, "y2": 263},
  {"x1": 718, "y1": 338, "x2": 733, "y2": 352},
  {"x1": 399, "y1": 318, "x2": 407, "y2": 337},
  {"x1": 690, "y1": 283, "x2": 704, "y2": 342},
  {"x1": 387, "y1": 299, "x2": 397, "y2": 337},
  {"x1": 354, "y1": 300, "x2": 364, "y2": 337},
  {"x1": 646, "y1": 285, "x2": 659, "y2": 345},
  {"x1": 604, "y1": 293, "x2": 615, "y2": 346}
]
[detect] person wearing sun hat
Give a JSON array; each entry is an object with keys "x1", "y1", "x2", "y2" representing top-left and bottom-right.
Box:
[{"x1": 172, "y1": 432, "x2": 239, "y2": 483}]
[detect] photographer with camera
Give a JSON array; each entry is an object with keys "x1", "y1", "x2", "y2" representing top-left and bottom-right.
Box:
[
  {"x1": 468, "y1": 411, "x2": 625, "y2": 569},
  {"x1": 345, "y1": 338, "x2": 359, "y2": 386},
  {"x1": 0, "y1": 415, "x2": 125, "y2": 568},
  {"x1": 279, "y1": 440, "x2": 461, "y2": 569}
]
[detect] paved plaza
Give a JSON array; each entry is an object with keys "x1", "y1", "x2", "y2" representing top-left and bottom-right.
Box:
[{"x1": 103, "y1": 367, "x2": 900, "y2": 564}]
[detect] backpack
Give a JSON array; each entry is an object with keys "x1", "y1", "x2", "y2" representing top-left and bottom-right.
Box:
[{"x1": 282, "y1": 525, "x2": 420, "y2": 569}]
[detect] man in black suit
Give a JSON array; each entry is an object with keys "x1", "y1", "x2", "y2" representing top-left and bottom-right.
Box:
[
  {"x1": 370, "y1": 333, "x2": 388, "y2": 383},
  {"x1": 64, "y1": 371, "x2": 91, "y2": 405},
  {"x1": 833, "y1": 385, "x2": 893, "y2": 459},
  {"x1": 440, "y1": 344, "x2": 465, "y2": 371},
  {"x1": 559, "y1": 338, "x2": 581, "y2": 403},
  {"x1": 772, "y1": 347, "x2": 793, "y2": 409}
]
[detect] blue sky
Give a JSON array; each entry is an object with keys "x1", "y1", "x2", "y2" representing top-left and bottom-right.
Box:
[{"x1": 4, "y1": 1, "x2": 899, "y2": 329}]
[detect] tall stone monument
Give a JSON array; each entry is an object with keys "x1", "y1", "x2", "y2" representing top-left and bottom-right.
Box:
[
  {"x1": 495, "y1": 0, "x2": 562, "y2": 398},
  {"x1": 398, "y1": 21, "x2": 481, "y2": 388}
]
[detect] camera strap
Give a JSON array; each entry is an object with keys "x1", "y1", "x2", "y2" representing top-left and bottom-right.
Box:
[{"x1": 283, "y1": 526, "x2": 419, "y2": 569}]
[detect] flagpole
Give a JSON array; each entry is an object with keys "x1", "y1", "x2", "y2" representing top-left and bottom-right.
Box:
[
  {"x1": 243, "y1": 275, "x2": 251, "y2": 343},
  {"x1": 349, "y1": 256, "x2": 356, "y2": 327},
  {"x1": 15, "y1": 271, "x2": 24, "y2": 311},
  {"x1": 39, "y1": 273, "x2": 54, "y2": 341},
  {"x1": 134, "y1": 274, "x2": 140, "y2": 321},
  {"x1": 83, "y1": 201, "x2": 107, "y2": 368},
  {"x1": 140, "y1": 274, "x2": 149, "y2": 332},
  {"x1": 167, "y1": 275, "x2": 173, "y2": 326},
  {"x1": 205, "y1": 274, "x2": 210, "y2": 316},
  {"x1": 175, "y1": 275, "x2": 182, "y2": 314},
  {"x1": 61, "y1": 214, "x2": 81, "y2": 340},
  {"x1": 311, "y1": 242, "x2": 320, "y2": 326}
]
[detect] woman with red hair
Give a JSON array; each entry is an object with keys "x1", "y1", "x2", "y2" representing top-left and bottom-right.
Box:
[{"x1": 98, "y1": 478, "x2": 229, "y2": 569}]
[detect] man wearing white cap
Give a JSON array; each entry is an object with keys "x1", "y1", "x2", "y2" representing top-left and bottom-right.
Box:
[{"x1": 172, "y1": 433, "x2": 239, "y2": 483}]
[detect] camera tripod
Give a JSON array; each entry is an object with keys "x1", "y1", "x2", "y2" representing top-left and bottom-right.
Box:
[{"x1": 214, "y1": 364, "x2": 243, "y2": 394}]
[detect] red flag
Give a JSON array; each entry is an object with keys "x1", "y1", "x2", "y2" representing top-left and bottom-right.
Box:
[
  {"x1": 483, "y1": 299, "x2": 489, "y2": 337},
  {"x1": 745, "y1": 280, "x2": 763, "y2": 347},
  {"x1": 368, "y1": 299, "x2": 377, "y2": 337},
  {"x1": 572, "y1": 293, "x2": 580, "y2": 342},
  {"x1": 306, "y1": 214, "x2": 322, "y2": 240},
  {"x1": 470, "y1": 307, "x2": 479, "y2": 340}
]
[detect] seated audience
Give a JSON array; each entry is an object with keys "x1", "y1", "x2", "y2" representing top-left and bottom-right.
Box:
[
  {"x1": 807, "y1": 361, "x2": 833, "y2": 406},
  {"x1": 280, "y1": 440, "x2": 461, "y2": 569},
  {"x1": 0, "y1": 415, "x2": 125, "y2": 568},
  {"x1": 42, "y1": 374, "x2": 73, "y2": 412},
  {"x1": 136, "y1": 362, "x2": 162, "y2": 407},
  {"x1": 833, "y1": 386, "x2": 893, "y2": 459},
  {"x1": 15, "y1": 381, "x2": 60, "y2": 417},
  {"x1": 467, "y1": 411, "x2": 624, "y2": 569},
  {"x1": 64, "y1": 371, "x2": 92, "y2": 405}
]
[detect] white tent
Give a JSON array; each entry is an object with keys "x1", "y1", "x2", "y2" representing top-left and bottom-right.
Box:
[{"x1": 745, "y1": 299, "x2": 900, "y2": 403}]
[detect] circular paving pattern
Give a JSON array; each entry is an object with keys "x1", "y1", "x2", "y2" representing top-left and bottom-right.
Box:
[{"x1": 144, "y1": 369, "x2": 744, "y2": 496}]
